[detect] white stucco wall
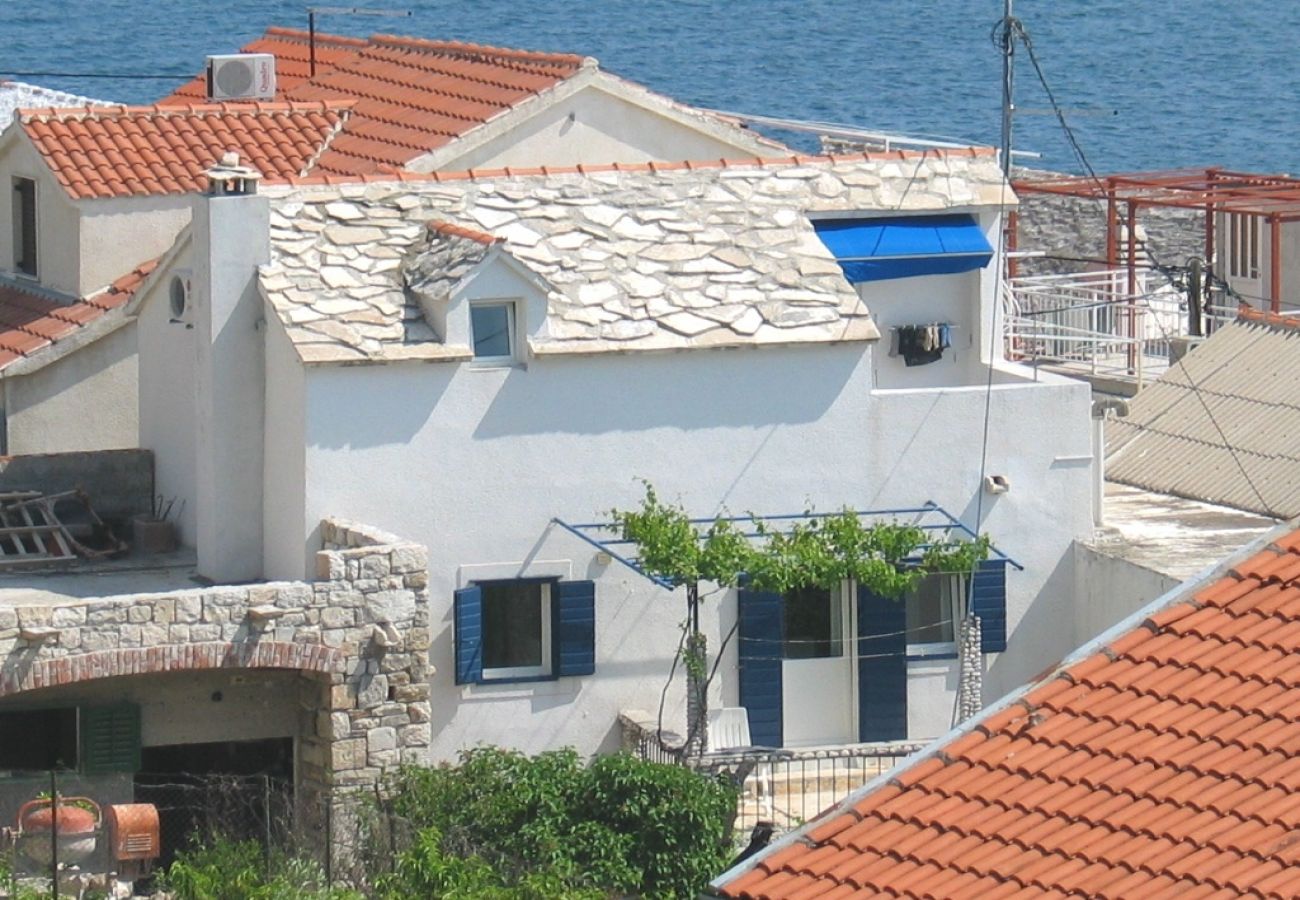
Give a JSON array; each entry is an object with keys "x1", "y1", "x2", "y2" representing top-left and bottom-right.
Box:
[
  {"x1": 2, "y1": 320, "x2": 138, "y2": 454},
  {"x1": 1072, "y1": 541, "x2": 1179, "y2": 645},
  {"x1": 0, "y1": 134, "x2": 80, "y2": 295},
  {"x1": 292, "y1": 339, "x2": 1093, "y2": 759},
  {"x1": 137, "y1": 240, "x2": 199, "y2": 547},
  {"x1": 263, "y1": 313, "x2": 307, "y2": 581},
  {"x1": 78, "y1": 196, "x2": 192, "y2": 295},
  {"x1": 419, "y1": 83, "x2": 773, "y2": 173}
]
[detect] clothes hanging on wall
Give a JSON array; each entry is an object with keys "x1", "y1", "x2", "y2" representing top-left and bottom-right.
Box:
[{"x1": 895, "y1": 323, "x2": 951, "y2": 366}]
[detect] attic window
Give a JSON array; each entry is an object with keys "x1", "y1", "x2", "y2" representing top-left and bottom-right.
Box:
[
  {"x1": 12, "y1": 177, "x2": 37, "y2": 278},
  {"x1": 470, "y1": 301, "x2": 516, "y2": 364}
]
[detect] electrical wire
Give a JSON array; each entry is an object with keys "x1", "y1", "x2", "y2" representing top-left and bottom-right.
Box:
[{"x1": 1001, "y1": 13, "x2": 1275, "y2": 518}]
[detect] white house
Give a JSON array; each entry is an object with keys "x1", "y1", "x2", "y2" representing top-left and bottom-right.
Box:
[
  {"x1": 0, "y1": 28, "x2": 785, "y2": 455},
  {"x1": 128, "y1": 146, "x2": 1098, "y2": 760}
]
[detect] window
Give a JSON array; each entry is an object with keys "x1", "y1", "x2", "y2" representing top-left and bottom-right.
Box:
[
  {"x1": 454, "y1": 579, "x2": 596, "y2": 684},
  {"x1": 481, "y1": 580, "x2": 552, "y2": 679},
  {"x1": 0, "y1": 708, "x2": 78, "y2": 770},
  {"x1": 782, "y1": 583, "x2": 845, "y2": 659},
  {"x1": 905, "y1": 574, "x2": 960, "y2": 657},
  {"x1": 470, "y1": 301, "x2": 516, "y2": 363},
  {"x1": 12, "y1": 177, "x2": 37, "y2": 278},
  {"x1": 1229, "y1": 213, "x2": 1260, "y2": 280}
]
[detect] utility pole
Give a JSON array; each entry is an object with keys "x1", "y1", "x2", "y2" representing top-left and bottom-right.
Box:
[{"x1": 1000, "y1": 0, "x2": 1015, "y2": 179}]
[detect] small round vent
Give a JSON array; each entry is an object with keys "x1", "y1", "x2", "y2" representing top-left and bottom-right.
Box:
[
  {"x1": 169, "y1": 275, "x2": 188, "y2": 319},
  {"x1": 214, "y1": 60, "x2": 254, "y2": 97}
]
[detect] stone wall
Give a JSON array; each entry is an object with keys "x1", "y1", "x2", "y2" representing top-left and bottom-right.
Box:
[
  {"x1": 1013, "y1": 167, "x2": 1204, "y2": 276},
  {"x1": 0, "y1": 517, "x2": 430, "y2": 818}
]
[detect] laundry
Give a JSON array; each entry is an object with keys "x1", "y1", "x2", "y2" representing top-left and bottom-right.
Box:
[{"x1": 895, "y1": 323, "x2": 950, "y2": 366}]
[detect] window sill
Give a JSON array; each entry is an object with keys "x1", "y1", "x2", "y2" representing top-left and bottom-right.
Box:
[{"x1": 461, "y1": 677, "x2": 578, "y2": 701}]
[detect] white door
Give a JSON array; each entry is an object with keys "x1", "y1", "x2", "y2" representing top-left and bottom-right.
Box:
[{"x1": 781, "y1": 582, "x2": 856, "y2": 746}]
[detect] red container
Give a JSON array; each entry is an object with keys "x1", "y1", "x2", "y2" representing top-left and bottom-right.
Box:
[{"x1": 18, "y1": 798, "x2": 98, "y2": 836}]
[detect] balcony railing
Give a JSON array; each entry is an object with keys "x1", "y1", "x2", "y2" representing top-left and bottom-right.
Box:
[{"x1": 620, "y1": 711, "x2": 925, "y2": 834}]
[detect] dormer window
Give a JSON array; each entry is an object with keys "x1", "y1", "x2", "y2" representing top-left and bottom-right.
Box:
[
  {"x1": 12, "y1": 177, "x2": 37, "y2": 278},
  {"x1": 470, "y1": 301, "x2": 516, "y2": 364}
]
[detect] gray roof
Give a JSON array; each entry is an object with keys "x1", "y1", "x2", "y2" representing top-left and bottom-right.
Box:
[
  {"x1": 1106, "y1": 314, "x2": 1300, "y2": 517},
  {"x1": 0, "y1": 80, "x2": 109, "y2": 133},
  {"x1": 260, "y1": 151, "x2": 1009, "y2": 363}
]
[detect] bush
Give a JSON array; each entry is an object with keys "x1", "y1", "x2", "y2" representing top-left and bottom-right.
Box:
[
  {"x1": 382, "y1": 748, "x2": 736, "y2": 899},
  {"x1": 160, "y1": 835, "x2": 361, "y2": 900}
]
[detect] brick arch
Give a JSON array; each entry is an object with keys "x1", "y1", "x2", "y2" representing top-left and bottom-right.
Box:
[{"x1": 0, "y1": 641, "x2": 347, "y2": 699}]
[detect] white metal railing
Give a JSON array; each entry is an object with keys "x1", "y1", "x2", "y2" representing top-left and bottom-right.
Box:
[
  {"x1": 1001, "y1": 268, "x2": 1222, "y2": 386},
  {"x1": 619, "y1": 711, "x2": 924, "y2": 834}
]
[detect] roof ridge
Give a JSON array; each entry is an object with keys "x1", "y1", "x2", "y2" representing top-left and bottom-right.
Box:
[
  {"x1": 281, "y1": 146, "x2": 996, "y2": 187},
  {"x1": 263, "y1": 26, "x2": 370, "y2": 48},
  {"x1": 18, "y1": 99, "x2": 357, "y2": 121},
  {"x1": 1237, "y1": 305, "x2": 1300, "y2": 332},
  {"x1": 426, "y1": 219, "x2": 500, "y2": 245},
  {"x1": 366, "y1": 33, "x2": 587, "y2": 68}
]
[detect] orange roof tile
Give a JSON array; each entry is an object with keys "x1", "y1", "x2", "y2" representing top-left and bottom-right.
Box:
[
  {"x1": 19, "y1": 102, "x2": 351, "y2": 199},
  {"x1": 0, "y1": 259, "x2": 157, "y2": 372},
  {"x1": 160, "y1": 28, "x2": 585, "y2": 176},
  {"x1": 714, "y1": 527, "x2": 1300, "y2": 899}
]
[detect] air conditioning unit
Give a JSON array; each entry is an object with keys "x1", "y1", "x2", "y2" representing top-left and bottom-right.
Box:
[{"x1": 206, "y1": 54, "x2": 276, "y2": 101}]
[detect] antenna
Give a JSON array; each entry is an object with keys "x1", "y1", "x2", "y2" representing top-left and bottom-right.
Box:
[{"x1": 306, "y1": 6, "x2": 413, "y2": 77}]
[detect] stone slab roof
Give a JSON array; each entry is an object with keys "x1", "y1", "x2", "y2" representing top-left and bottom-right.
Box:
[
  {"x1": 261, "y1": 149, "x2": 1009, "y2": 363},
  {"x1": 0, "y1": 80, "x2": 109, "y2": 134},
  {"x1": 715, "y1": 522, "x2": 1300, "y2": 898}
]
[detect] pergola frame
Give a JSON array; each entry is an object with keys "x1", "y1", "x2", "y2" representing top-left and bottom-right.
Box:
[{"x1": 1014, "y1": 167, "x2": 1300, "y2": 311}]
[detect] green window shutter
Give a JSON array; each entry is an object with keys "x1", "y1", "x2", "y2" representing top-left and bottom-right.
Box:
[{"x1": 80, "y1": 703, "x2": 141, "y2": 774}]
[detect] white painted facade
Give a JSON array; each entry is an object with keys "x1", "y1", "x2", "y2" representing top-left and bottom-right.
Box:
[
  {"x1": 1216, "y1": 212, "x2": 1300, "y2": 312},
  {"x1": 130, "y1": 157, "x2": 1101, "y2": 762}
]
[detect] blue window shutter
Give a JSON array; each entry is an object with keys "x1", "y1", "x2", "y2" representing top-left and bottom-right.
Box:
[
  {"x1": 454, "y1": 585, "x2": 484, "y2": 685},
  {"x1": 971, "y1": 558, "x2": 1009, "y2": 652},
  {"x1": 554, "y1": 580, "x2": 596, "y2": 677},
  {"x1": 857, "y1": 586, "x2": 907, "y2": 741},
  {"x1": 738, "y1": 588, "x2": 783, "y2": 748}
]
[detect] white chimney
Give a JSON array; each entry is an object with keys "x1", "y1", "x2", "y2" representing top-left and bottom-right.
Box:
[{"x1": 192, "y1": 152, "x2": 268, "y2": 582}]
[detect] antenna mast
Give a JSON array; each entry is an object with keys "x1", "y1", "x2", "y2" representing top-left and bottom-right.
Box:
[{"x1": 1000, "y1": 0, "x2": 1015, "y2": 178}]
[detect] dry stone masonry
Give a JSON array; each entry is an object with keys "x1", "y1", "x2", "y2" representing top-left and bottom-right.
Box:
[
  {"x1": 0, "y1": 518, "x2": 430, "y2": 804},
  {"x1": 261, "y1": 151, "x2": 1010, "y2": 362}
]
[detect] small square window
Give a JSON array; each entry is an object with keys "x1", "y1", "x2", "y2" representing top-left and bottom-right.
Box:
[
  {"x1": 906, "y1": 574, "x2": 959, "y2": 657},
  {"x1": 470, "y1": 302, "x2": 515, "y2": 363},
  {"x1": 480, "y1": 580, "x2": 551, "y2": 679}
]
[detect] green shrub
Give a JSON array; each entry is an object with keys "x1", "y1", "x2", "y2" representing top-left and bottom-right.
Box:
[
  {"x1": 383, "y1": 748, "x2": 736, "y2": 898},
  {"x1": 160, "y1": 834, "x2": 361, "y2": 900}
]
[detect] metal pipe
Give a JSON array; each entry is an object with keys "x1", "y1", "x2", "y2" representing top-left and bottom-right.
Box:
[{"x1": 1271, "y1": 213, "x2": 1283, "y2": 313}]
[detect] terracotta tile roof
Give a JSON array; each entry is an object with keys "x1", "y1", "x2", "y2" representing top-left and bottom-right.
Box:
[
  {"x1": 160, "y1": 28, "x2": 586, "y2": 176},
  {"x1": 0, "y1": 259, "x2": 157, "y2": 372},
  {"x1": 18, "y1": 102, "x2": 351, "y2": 199},
  {"x1": 165, "y1": 27, "x2": 369, "y2": 99},
  {"x1": 715, "y1": 525, "x2": 1300, "y2": 899}
]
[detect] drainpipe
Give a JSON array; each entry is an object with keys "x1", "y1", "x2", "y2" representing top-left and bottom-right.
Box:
[{"x1": 1091, "y1": 398, "x2": 1130, "y2": 527}]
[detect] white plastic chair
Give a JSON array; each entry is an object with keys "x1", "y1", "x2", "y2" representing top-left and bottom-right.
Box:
[{"x1": 708, "y1": 707, "x2": 774, "y2": 820}]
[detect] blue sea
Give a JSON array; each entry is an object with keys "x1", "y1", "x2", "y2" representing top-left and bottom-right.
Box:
[{"x1": 3, "y1": 0, "x2": 1296, "y2": 174}]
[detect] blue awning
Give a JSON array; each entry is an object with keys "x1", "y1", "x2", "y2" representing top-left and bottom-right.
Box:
[{"x1": 814, "y1": 214, "x2": 994, "y2": 283}]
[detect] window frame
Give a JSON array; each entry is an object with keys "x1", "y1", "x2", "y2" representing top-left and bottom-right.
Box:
[
  {"x1": 469, "y1": 300, "x2": 518, "y2": 366},
  {"x1": 12, "y1": 176, "x2": 38, "y2": 279},
  {"x1": 1228, "y1": 213, "x2": 1260, "y2": 281},
  {"x1": 904, "y1": 573, "x2": 963, "y2": 660},
  {"x1": 477, "y1": 578, "x2": 553, "y2": 682}
]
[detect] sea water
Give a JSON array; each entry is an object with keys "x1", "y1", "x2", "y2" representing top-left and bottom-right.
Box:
[{"x1": 2, "y1": 0, "x2": 1296, "y2": 173}]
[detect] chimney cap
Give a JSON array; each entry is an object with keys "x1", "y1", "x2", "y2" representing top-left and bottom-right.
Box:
[{"x1": 205, "y1": 150, "x2": 263, "y2": 196}]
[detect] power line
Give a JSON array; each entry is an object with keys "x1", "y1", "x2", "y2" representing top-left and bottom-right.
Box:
[
  {"x1": 2, "y1": 70, "x2": 191, "y2": 81},
  {"x1": 1000, "y1": 15, "x2": 1275, "y2": 517}
]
